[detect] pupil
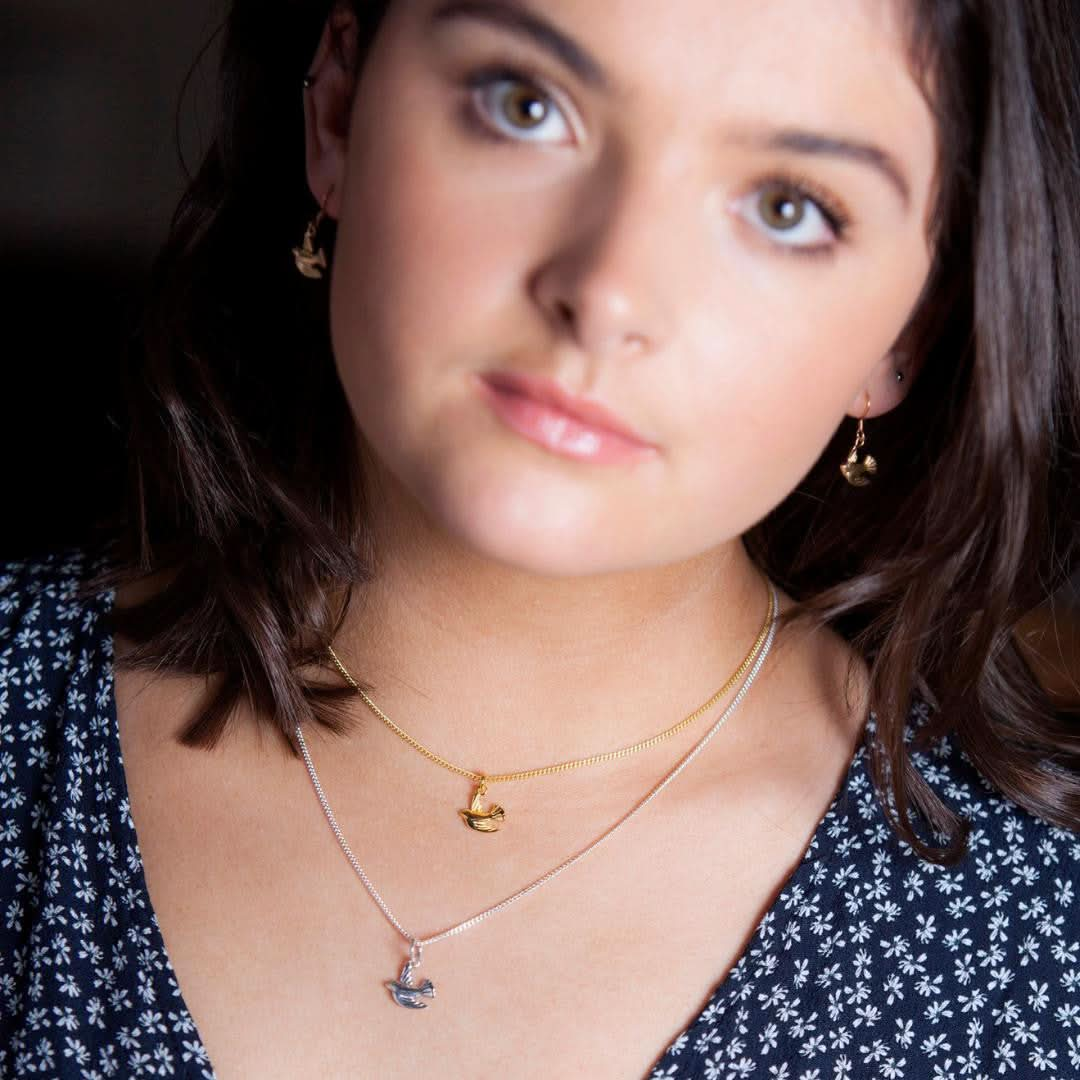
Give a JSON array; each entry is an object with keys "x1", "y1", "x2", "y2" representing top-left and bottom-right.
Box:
[
  {"x1": 764, "y1": 186, "x2": 803, "y2": 229},
  {"x1": 507, "y1": 87, "x2": 546, "y2": 127}
]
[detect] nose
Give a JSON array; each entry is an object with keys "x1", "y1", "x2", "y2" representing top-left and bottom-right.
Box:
[{"x1": 528, "y1": 165, "x2": 678, "y2": 363}]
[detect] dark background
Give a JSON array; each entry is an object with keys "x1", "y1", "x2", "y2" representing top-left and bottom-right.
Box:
[
  {"x1": 2, "y1": 1, "x2": 223, "y2": 560},
  {"x1": 2, "y1": 3, "x2": 1076, "y2": 701}
]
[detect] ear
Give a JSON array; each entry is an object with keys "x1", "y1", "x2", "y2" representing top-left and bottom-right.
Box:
[
  {"x1": 302, "y1": 7, "x2": 361, "y2": 220},
  {"x1": 845, "y1": 348, "x2": 912, "y2": 419}
]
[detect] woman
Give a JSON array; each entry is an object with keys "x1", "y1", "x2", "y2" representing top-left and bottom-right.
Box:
[{"x1": 2, "y1": 1, "x2": 1078, "y2": 1077}]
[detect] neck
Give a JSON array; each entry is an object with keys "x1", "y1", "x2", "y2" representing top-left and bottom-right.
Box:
[{"x1": 326, "y1": 468, "x2": 776, "y2": 776}]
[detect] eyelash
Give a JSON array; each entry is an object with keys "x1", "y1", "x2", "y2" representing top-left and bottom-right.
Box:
[
  {"x1": 459, "y1": 64, "x2": 853, "y2": 259},
  {"x1": 462, "y1": 63, "x2": 573, "y2": 144}
]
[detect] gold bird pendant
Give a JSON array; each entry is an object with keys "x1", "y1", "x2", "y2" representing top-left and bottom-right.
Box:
[
  {"x1": 840, "y1": 449, "x2": 878, "y2": 486},
  {"x1": 458, "y1": 779, "x2": 506, "y2": 832}
]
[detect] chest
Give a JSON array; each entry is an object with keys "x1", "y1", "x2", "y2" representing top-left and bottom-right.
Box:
[{"x1": 114, "y1": 674, "x2": 857, "y2": 1079}]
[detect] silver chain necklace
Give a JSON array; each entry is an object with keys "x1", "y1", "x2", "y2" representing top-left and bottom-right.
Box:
[{"x1": 294, "y1": 581, "x2": 778, "y2": 1009}]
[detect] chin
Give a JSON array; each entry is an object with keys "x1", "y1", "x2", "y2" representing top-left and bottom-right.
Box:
[{"x1": 418, "y1": 468, "x2": 648, "y2": 578}]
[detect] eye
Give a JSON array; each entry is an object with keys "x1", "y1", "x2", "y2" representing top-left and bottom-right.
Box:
[
  {"x1": 465, "y1": 66, "x2": 578, "y2": 146},
  {"x1": 736, "y1": 175, "x2": 851, "y2": 255}
]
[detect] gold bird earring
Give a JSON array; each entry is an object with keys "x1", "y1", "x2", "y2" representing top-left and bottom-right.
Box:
[
  {"x1": 292, "y1": 187, "x2": 332, "y2": 279},
  {"x1": 840, "y1": 391, "x2": 877, "y2": 486}
]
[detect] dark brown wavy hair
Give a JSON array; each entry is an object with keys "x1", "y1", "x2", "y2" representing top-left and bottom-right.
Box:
[{"x1": 86, "y1": 0, "x2": 1080, "y2": 865}]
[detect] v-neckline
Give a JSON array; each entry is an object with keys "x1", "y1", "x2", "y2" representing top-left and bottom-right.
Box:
[{"x1": 99, "y1": 582, "x2": 870, "y2": 1080}]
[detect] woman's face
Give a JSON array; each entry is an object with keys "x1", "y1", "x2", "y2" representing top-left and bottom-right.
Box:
[{"x1": 306, "y1": 0, "x2": 937, "y2": 577}]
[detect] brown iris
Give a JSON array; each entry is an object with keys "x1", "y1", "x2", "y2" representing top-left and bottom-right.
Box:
[
  {"x1": 758, "y1": 181, "x2": 806, "y2": 230},
  {"x1": 500, "y1": 84, "x2": 548, "y2": 130}
]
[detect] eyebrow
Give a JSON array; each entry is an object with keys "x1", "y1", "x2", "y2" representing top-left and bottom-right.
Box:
[
  {"x1": 430, "y1": 0, "x2": 911, "y2": 211},
  {"x1": 429, "y1": 0, "x2": 612, "y2": 91},
  {"x1": 729, "y1": 129, "x2": 911, "y2": 210}
]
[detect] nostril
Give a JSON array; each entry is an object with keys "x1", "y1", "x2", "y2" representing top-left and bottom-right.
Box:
[{"x1": 555, "y1": 300, "x2": 575, "y2": 328}]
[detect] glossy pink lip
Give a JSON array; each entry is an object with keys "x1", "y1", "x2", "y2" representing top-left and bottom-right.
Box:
[{"x1": 475, "y1": 371, "x2": 658, "y2": 464}]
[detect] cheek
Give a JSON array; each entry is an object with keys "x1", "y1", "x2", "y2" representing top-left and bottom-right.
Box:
[
  {"x1": 328, "y1": 83, "x2": 575, "y2": 517},
  {"x1": 330, "y1": 100, "x2": 531, "y2": 394},
  {"x1": 326, "y1": 142, "x2": 486, "y2": 465},
  {"x1": 667, "y1": 246, "x2": 928, "y2": 524}
]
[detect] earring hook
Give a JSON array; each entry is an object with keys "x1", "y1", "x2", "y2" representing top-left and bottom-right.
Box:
[
  {"x1": 840, "y1": 390, "x2": 877, "y2": 487},
  {"x1": 292, "y1": 186, "x2": 334, "y2": 280}
]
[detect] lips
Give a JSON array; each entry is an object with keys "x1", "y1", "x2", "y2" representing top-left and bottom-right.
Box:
[
  {"x1": 478, "y1": 371, "x2": 655, "y2": 449},
  {"x1": 474, "y1": 369, "x2": 659, "y2": 465}
]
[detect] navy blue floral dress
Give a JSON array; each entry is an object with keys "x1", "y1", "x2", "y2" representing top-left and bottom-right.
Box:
[{"x1": 1, "y1": 548, "x2": 1078, "y2": 1079}]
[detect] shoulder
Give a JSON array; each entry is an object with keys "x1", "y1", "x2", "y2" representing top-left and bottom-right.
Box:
[
  {"x1": 0, "y1": 542, "x2": 118, "y2": 856},
  {"x1": 835, "y1": 704, "x2": 1079, "y2": 1043},
  {"x1": 842, "y1": 699, "x2": 1080, "y2": 898},
  {"x1": 901, "y1": 700, "x2": 1080, "y2": 946},
  {"x1": 897, "y1": 698, "x2": 1077, "y2": 848},
  {"x1": 0, "y1": 546, "x2": 116, "y2": 756},
  {"x1": 0, "y1": 542, "x2": 117, "y2": 831},
  {"x1": 0, "y1": 550, "x2": 216, "y2": 1076},
  {"x1": 0, "y1": 545, "x2": 115, "y2": 689},
  {"x1": 672, "y1": 700, "x2": 1080, "y2": 1075}
]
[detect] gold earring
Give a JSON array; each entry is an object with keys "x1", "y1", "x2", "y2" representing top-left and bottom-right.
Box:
[
  {"x1": 292, "y1": 189, "x2": 332, "y2": 279},
  {"x1": 840, "y1": 391, "x2": 877, "y2": 486}
]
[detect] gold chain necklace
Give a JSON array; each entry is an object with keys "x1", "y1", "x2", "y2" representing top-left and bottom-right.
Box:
[{"x1": 326, "y1": 583, "x2": 776, "y2": 833}]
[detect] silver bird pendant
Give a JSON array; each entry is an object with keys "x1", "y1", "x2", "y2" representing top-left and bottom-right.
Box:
[{"x1": 386, "y1": 958, "x2": 436, "y2": 1009}]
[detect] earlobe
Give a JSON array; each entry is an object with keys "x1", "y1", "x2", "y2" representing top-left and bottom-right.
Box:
[
  {"x1": 846, "y1": 350, "x2": 909, "y2": 419},
  {"x1": 302, "y1": 10, "x2": 360, "y2": 219}
]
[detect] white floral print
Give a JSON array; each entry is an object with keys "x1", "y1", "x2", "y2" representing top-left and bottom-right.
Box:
[
  {"x1": 0, "y1": 550, "x2": 214, "y2": 1079},
  {"x1": 644, "y1": 686, "x2": 1080, "y2": 1076},
  {"x1": 0, "y1": 550, "x2": 1077, "y2": 1080}
]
